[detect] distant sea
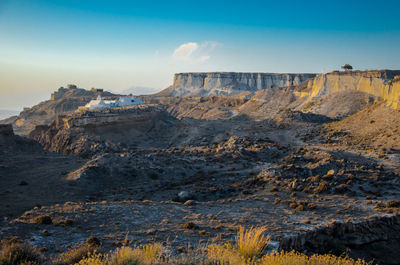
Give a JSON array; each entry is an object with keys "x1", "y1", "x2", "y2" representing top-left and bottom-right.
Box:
[{"x1": 0, "y1": 109, "x2": 20, "y2": 120}]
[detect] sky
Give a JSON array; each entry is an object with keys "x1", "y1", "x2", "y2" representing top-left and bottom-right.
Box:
[{"x1": 1, "y1": 0, "x2": 400, "y2": 111}]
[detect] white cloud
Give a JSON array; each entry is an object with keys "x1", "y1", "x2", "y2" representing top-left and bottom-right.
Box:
[
  {"x1": 171, "y1": 41, "x2": 221, "y2": 65},
  {"x1": 172, "y1": 42, "x2": 199, "y2": 59}
]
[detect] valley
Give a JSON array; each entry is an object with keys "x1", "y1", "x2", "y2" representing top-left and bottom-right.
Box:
[{"x1": 1, "y1": 70, "x2": 400, "y2": 264}]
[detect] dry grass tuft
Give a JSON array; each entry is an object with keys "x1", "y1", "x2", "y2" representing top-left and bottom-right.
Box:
[
  {"x1": 76, "y1": 251, "x2": 109, "y2": 265},
  {"x1": 258, "y1": 250, "x2": 369, "y2": 265},
  {"x1": 53, "y1": 244, "x2": 99, "y2": 265},
  {"x1": 236, "y1": 226, "x2": 270, "y2": 262},
  {"x1": 385, "y1": 200, "x2": 400, "y2": 208},
  {"x1": 1, "y1": 236, "x2": 372, "y2": 265},
  {"x1": 76, "y1": 243, "x2": 166, "y2": 265},
  {"x1": 208, "y1": 226, "x2": 270, "y2": 264},
  {"x1": 110, "y1": 247, "x2": 142, "y2": 265},
  {"x1": 0, "y1": 240, "x2": 48, "y2": 265}
]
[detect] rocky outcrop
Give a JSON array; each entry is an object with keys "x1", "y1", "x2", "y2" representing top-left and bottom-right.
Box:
[
  {"x1": 296, "y1": 70, "x2": 400, "y2": 110},
  {"x1": 279, "y1": 215, "x2": 400, "y2": 265},
  {"x1": 157, "y1": 72, "x2": 316, "y2": 97},
  {"x1": 30, "y1": 106, "x2": 177, "y2": 156},
  {"x1": 11, "y1": 86, "x2": 116, "y2": 136}
]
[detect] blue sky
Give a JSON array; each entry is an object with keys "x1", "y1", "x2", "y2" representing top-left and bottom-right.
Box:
[{"x1": 1, "y1": 0, "x2": 400, "y2": 110}]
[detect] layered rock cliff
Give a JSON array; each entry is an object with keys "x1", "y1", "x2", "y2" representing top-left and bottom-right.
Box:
[
  {"x1": 157, "y1": 72, "x2": 316, "y2": 97},
  {"x1": 296, "y1": 70, "x2": 400, "y2": 110}
]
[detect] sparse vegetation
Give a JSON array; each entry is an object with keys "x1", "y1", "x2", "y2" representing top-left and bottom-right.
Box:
[
  {"x1": 86, "y1": 236, "x2": 101, "y2": 248},
  {"x1": 258, "y1": 250, "x2": 368, "y2": 265},
  {"x1": 54, "y1": 244, "x2": 99, "y2": 265},
  {"x1": 385, "y1": 200, "x2": 400, "y2": 208},
  {"x1": 0, "y1": 239, "x2": 48, "y2": 265},
  {"x1": 236, "y1": 226, "x2": 270, "y2": 262},
  {"x1": 75, "y1": 243, "x2": 165, "y2": 265},
  {"x1": 0, "y1": 226, "x2": 373, "y2": 265},
  {"x1": 183, "y1": 222, "x2": 199, "y2": 230},
  {"x1": 314, "y1": 181, "x2": 329, "y2": 194},
  {"x1": 208, "y1": 226, "x2": 270, "y2": 264}
]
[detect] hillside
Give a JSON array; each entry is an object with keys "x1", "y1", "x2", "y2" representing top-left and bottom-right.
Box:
[
  {"x1": 8, "y1": 86, "x2": 116, "y2": 135},
  {"x1": 0, "y1": 124, "x2": 87, "y2": 217},
  {"x1": 295, "y1": 70, "x2": 400, "y2": 111},
  {"x1": 324, "y1": 101, "x2": 400, "y2": 154},
  {"x1": 2, "y1": 70, "x2": 400, "y2": 265},
  {"x1": 148, "y1": 70, "x2": 400, "y2": 122},
  {"x1": 7, "y1": 70, "x2": 400, "y2": 138}
]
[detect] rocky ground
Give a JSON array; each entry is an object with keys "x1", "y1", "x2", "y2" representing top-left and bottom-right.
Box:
[
  {"x1": 1, "y1": 112, "x2": 400, "y2": 264},
  {"x1": 1, "y1": 75, "x2": 400, "y2": 264}
]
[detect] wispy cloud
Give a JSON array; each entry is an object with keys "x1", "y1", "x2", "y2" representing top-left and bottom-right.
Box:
[
  {"x1": 172, "y1": 42, "x2": 199, "y2": 59},
  {"x1": 171, "y1": 41, "x2": 221, "y2": 65}
]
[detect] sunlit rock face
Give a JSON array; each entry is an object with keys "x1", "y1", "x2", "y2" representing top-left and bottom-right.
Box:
[
  {"x1": 158, "y1": 72, "x2": 316, "y2": 97},
  {"x1": 296, "y1": 70, "x2": 400, "y2": 110}
]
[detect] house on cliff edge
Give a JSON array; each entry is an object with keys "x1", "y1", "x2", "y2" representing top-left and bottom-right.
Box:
[{"x1": 83, "y1": 96, "x2": 144, "y2": 110}]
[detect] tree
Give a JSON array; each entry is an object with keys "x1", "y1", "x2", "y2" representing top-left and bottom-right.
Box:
[{"x1": 341, "y1": 64, "x2": 353, "y2": 71}]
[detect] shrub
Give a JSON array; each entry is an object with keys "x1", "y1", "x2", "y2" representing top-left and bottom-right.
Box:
[
  {"x1": 385, "y1": 200, "x2": 400, "y2": 208},
  {"x1": 19, "y1": 181, "x2": 28, "y2": 186},
  {"x1": 75, "y1": 243, "x2": 166, "y2": 265},
  {"x1": 76, "y1": 251, "x2": 109, "y2": 265},
  {"x1": 54, "y1": 245, "x2": 99, "y2": 265},
  {"x1": 236, "y1": 226, "x2": 270, "y2": 262},
  {"x1": 207, "y1": 243, "x2": 242, "y2": 265},
  {"x1": 269, "y1": 186, "x2": 278, "y2": 192},
  {"x1": 314, "y1": 181, "x2": 329, "y2": 194},
  {"x1": 34, "y1": 215, "x2": 52, "y2": 225},
  {"x1": 258, "y1": 250, "x2": 368, "y2": 265},
  {"x1": 208, "y1": 226, "x2": 270, "y2": 264},
  {"x1": 86, "y1": 236, "x2": 101, "y2": 248},
  {"x1": 139, "y1": 243, "x2": 164, "y2": 264},
  {"x1": 110, "y1": 247, "x2": 142, "y2": 265},
  {"x1": 183, "y1": 222, "x2": 199, "y2": 230},
  {"x1": 0, "y1": 240, "x2": 48, "y2": 265}
]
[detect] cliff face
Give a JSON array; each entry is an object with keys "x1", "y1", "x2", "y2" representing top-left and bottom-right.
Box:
[
  {"x1": 296, "y1": 70, "x2": 400, "y2": 110},
  {"x1": 158, "y1": 72, "x2": 316, "y2": 97}
]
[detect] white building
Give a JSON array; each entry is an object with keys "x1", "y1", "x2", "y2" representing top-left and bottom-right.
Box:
[{"x1": 84, "y1": 96, "x2": 144, "y2": 110}]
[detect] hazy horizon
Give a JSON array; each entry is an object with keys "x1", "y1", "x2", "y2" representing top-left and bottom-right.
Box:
[{"x1": 1, "y1": 0, "x2": 400, "y2": 110}]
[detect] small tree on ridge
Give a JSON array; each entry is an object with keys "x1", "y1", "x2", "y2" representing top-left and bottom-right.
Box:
[{"x1": 341, "y1": 64, "x2": 353, "y2": 71}]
